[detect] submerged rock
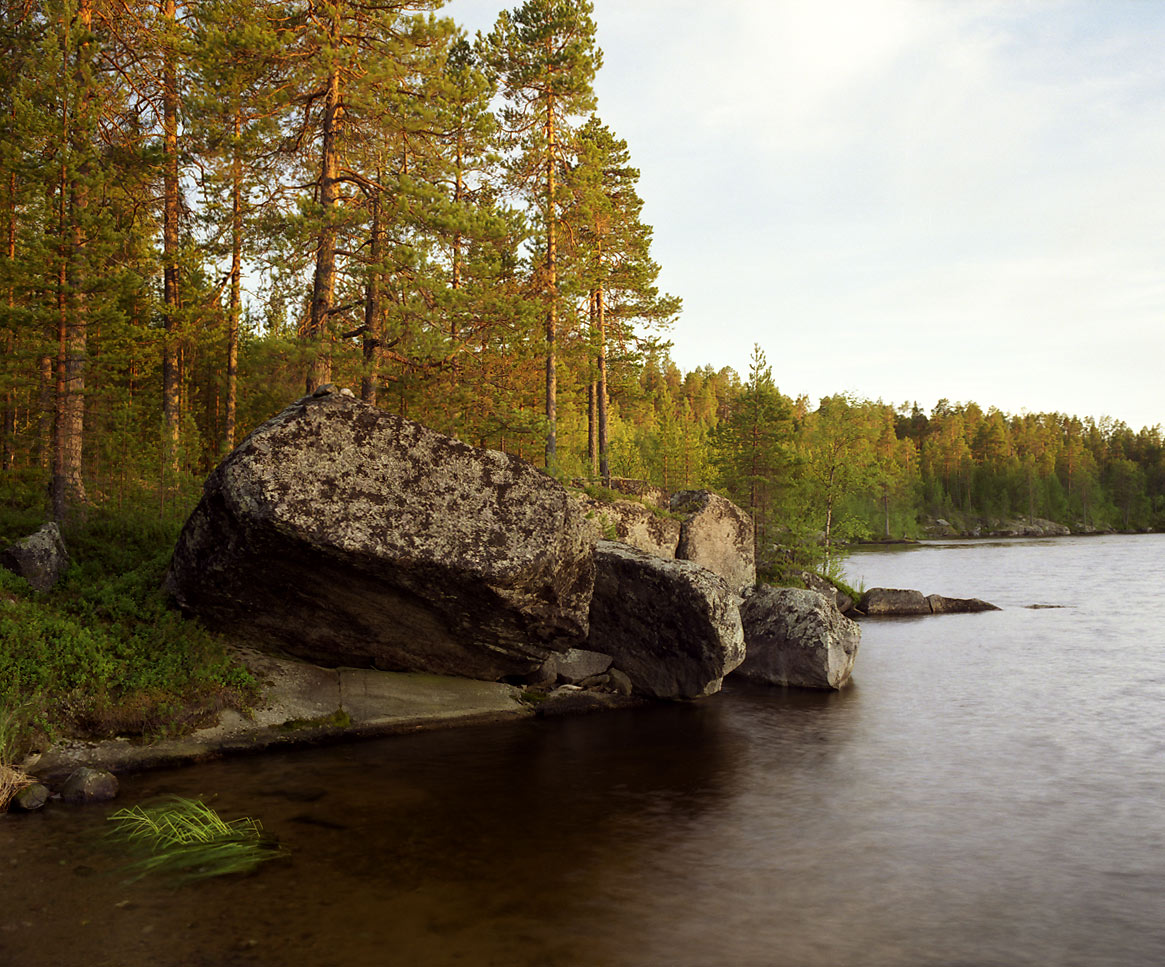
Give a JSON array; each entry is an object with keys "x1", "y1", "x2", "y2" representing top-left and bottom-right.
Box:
[
  {"x1": 60, "y1": 767, "x2": 118, "y2": 804},
  {"x1": 926, "y1": 594, "x2": 1001, "y2": 614},
  {"x1": 860, "y1": 587, "x2": 1001, "y2": 616},
  {"x1": 587, "y1": 541, "x2": 745, "y2": 700},
  {"x1": 166, "y1": 390, "x2": 594, "y2": 680},
  {"x1": 1, "y1": 522, "x2": 70, "y2": 592},
  {"x1": 734, "y1": 587, "x2": 860, "y2": 690},
  {"x1": 10, "y1": 782, "x2": 51, "y2": 812},
  {"x1": 670, "y1": 490, "x2": 756, "y2": 593}
]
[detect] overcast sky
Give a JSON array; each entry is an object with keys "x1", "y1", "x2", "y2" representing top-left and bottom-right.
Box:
[{"x1": 443, "y1": 0, "x2": 1165, "y2": 432}]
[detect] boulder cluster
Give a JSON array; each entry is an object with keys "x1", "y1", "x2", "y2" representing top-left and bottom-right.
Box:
[{"x1": 165, "y1": 387, "x2": 861, "y2": 701}]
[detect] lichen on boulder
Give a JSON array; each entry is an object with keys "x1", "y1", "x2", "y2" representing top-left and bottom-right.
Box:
[{"x1": 165, "y1": 389, "x2": 594, "y2": 680}]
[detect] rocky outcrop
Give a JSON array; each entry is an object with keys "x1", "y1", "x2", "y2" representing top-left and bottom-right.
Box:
[
  {"x1": 1, "y1": 522, "x2": 70, "y2": 592},
  {"x1": 734, "y1": 587, "x2": 860, "y2": 689},
  {"x1": 926, "y1": 594, "x2": 1001, "y2": 614},
  {"x1": 861, "y1": 588, "x2": 932, "y2": 615},
  {"x1": 573, "y1": 496, "x2": 681, "y2": 559},
  {"x1": 166, "y1": 388, "x2": 594, "y2": 681},
  {"x1": 860, "y1": 587, "x2": 1000, "y2": 616},
  {"x1": 922, "y1": 515, "x2": 1072, "y2": 539},
  {"x1": 587, "y1": 541, "x2": 745, "y2": 700},
  {"x1": 671, "y1": 490, "x2": 756, "y2": 592}
]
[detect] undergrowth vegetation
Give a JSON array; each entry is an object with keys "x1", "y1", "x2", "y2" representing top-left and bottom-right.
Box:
[{"x1": 0, "y1": 480, "x2": 258, "y2": 753}]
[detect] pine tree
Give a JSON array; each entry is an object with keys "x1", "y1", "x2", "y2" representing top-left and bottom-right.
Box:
[{"x1": 483, "y1": 0, "x2": 601, "y2": 471}]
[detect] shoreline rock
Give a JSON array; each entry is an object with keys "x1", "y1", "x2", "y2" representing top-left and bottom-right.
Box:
[
  {"x1": 860, "y1": 587, "x2": 1000, "y2": 616},
  {"x1": 166, "y1": 389, "x2": 594, "y2": 680}
]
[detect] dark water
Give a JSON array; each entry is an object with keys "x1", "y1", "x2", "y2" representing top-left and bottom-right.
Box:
[{"x1": 3, "y1": 535, "x2": 1164, "y2": 967}]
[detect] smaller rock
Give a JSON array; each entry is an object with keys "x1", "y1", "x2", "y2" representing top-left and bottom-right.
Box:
[
  {"x1": 10, "y1": 783, "x2": 50, "y2": 812},
  {"x1": 860, "y1": 588, "x2": 932, "y2": 616},
  {"x1": 926, "y1": 594, "x2": 1000, "y2": 614},
  {"x1": 536, "y1": 689, "x2": 631, "y2": 717},
  {"x1": 577, "y1": 673, "x2": 610, "y2": 689},
  {"x1": 607, "y1": 668, "x2": 633, "y2": 696},
  {"x1": 671, "y1": 490, "x2": 756, "y2": 593},
  {"x1": 312, "y1": 383, "x2": 337, "y2": 396},
  {"x1": 542, "y1": 648, "x2": 613, "y2": 684},
  {"x1": 60, "y1": 767, "x2": 118, "y2": 804},
  {"x1": 1, "y1": 522, "x2": 70, "y2": 592}
]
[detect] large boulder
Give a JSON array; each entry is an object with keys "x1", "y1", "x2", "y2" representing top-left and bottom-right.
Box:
[
  {"x1": 573, "y1": 495, "x2": 681, "y2": 559},
  {"x1": 166, "y1": 388, "x2": 594, "y2": 680},
  {"x1": 670, "y1": 490, "x2": 756, "y2": 593},
  {"x1": 587, "y1": 541, "x2": 745, "y2": 700},
  {"x1": 1, "y1": 522, "x2": 70, "y2": 592},
  {"x1": 860, "y1": 587, "x2": 932, "y2": 616},
  {"x1": 734, "y1": 587, "x2": 860, "y2": 689}
]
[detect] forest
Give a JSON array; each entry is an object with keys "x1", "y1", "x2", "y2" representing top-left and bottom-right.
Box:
[{"x1": 2, "y1": 0, "x2": 1163, "y2": 583}]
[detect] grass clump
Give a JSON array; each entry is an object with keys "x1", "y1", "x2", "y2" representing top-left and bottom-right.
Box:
[
  {"x1": 107, "y1": 796, "x2": 286, "y2": 883},
  {"x1": 0, "y1": 705, "x2": 35, "y2": 812}
]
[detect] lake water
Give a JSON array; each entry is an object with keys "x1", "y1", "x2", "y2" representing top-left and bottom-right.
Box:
[{"x1": 2, "y1": 535, "x2": 1163, "y2": 966}]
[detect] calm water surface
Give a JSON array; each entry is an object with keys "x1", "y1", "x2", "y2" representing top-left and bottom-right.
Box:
[{"x1": 2, "y1": 535, "x2": 1163, "y2": 966}]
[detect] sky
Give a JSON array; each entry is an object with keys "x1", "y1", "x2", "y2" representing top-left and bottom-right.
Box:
[{"x1": 443, "y1": 0, "x2": 1165, "y2": 432}]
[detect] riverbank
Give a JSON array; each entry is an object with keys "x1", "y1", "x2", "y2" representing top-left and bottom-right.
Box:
[{"x1": 21, "y1": 648, "x2": 545, "y2": 785}]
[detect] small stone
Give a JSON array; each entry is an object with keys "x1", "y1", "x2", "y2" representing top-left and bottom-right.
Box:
[
  {"x1": 60, "y1": 767, "x2": 118, "y2": 804},
  {"x1": 339, "y1": 387, "x2": 355, "y2": 398},
  {"x1": 10, "y1": 783, "x2": 50, "y2": 812},
  {"x1": 0, "y1": 522, "x2": 70, "y2": 592},
  {"x1": 312, "y1": 383, "x2": 337, "y2": 397},
  {"x1": 577, "y1": 673, "x2": 610, "y2": 689}
]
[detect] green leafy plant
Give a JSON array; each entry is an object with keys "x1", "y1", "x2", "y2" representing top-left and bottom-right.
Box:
[{"x1": 107, "y1": 796, "x2": 286, "y2": 883}]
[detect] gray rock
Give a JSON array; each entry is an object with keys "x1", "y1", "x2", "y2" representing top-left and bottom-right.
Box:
[
  {"x1": 734, "y1": 587, "x2": 860, "y2": 689},
  {"x1": 587, "y1": 541, "x2": 745, "y2": 700},
  {"x1": 166, "y1": 392, "x2": 594, "y2": 681},
  {"x1": 860, "y1": 587, "x2": 932, "y2": 616},
  {"x1": 10, "y1": 782, "x2": 50, "y2": 812},
  {"x1": 541, "y1": 647, "x2": 613, "y2": 684},
  {"x1": 607, "y1": 667, "x2": 633, "y2": 696},
  {"x1": 926, "y1": 594, "x2": 1000, "y2": 614},
  {"x1": 670, "y1": 490, "x2": 756, "y2": 593},
  {"x1": 1, "y1": 522, "x2": 70, "y2": 592},
  {"x1": 60, "y1": 767, "x2": 118, "y2": 804},
  {"x1": 573, "y1": 495, "x2": 681, "y2": 559}
]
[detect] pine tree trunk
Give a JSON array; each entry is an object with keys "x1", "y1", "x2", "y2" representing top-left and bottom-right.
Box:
[
  {"x1": 308, "y1": 48, "x2": 341, "y2": 394},
  {"x1": 2, "y1": 166, "x2": 15, "y2": 471},
  {"x1": 224, "y1": 120, "x2": 241, "y2": 452},
  {"x1": 544, "y1": 85, "x2": 557, "y2": 471},
  {"x1": 161, "y1": 0, "x2": 181, "y2": 473},
  {"x1": 597, "y1": 277, "x2": 609, "y2": 483},
  {"x1": 361, "y1": 184, "x2": 381, "y2": 405}
]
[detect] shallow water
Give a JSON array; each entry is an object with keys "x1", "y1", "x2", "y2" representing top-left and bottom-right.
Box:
[{"x1": 2, "y1": 535, "x2": 1163, "y2": 966}]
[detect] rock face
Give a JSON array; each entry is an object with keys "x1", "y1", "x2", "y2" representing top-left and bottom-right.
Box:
[
  {"x1": 734, "y1": 587, "x2": 860, "y2": 689},
  {"x1": 573, "y1": 496, "x2": 681, "y2": 559},
  {"x1": 926, "y1": 594, "x2": 1001, "y2": 614},
  {"x1": 587, "y1": 541, "x2": 745, "y2": 700},
  {"x1": 166, "y1": 389, "x2": 594, "y2": 680},
  {"x1": 671, "y1": 490, "x2": 756, "y2": 593},
  {"x1": 860, "y1": 588, "x2": 933, "y2": 616},
  {"x1": 1, "y1": 522, "x2": 70, "y2": 592}
]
